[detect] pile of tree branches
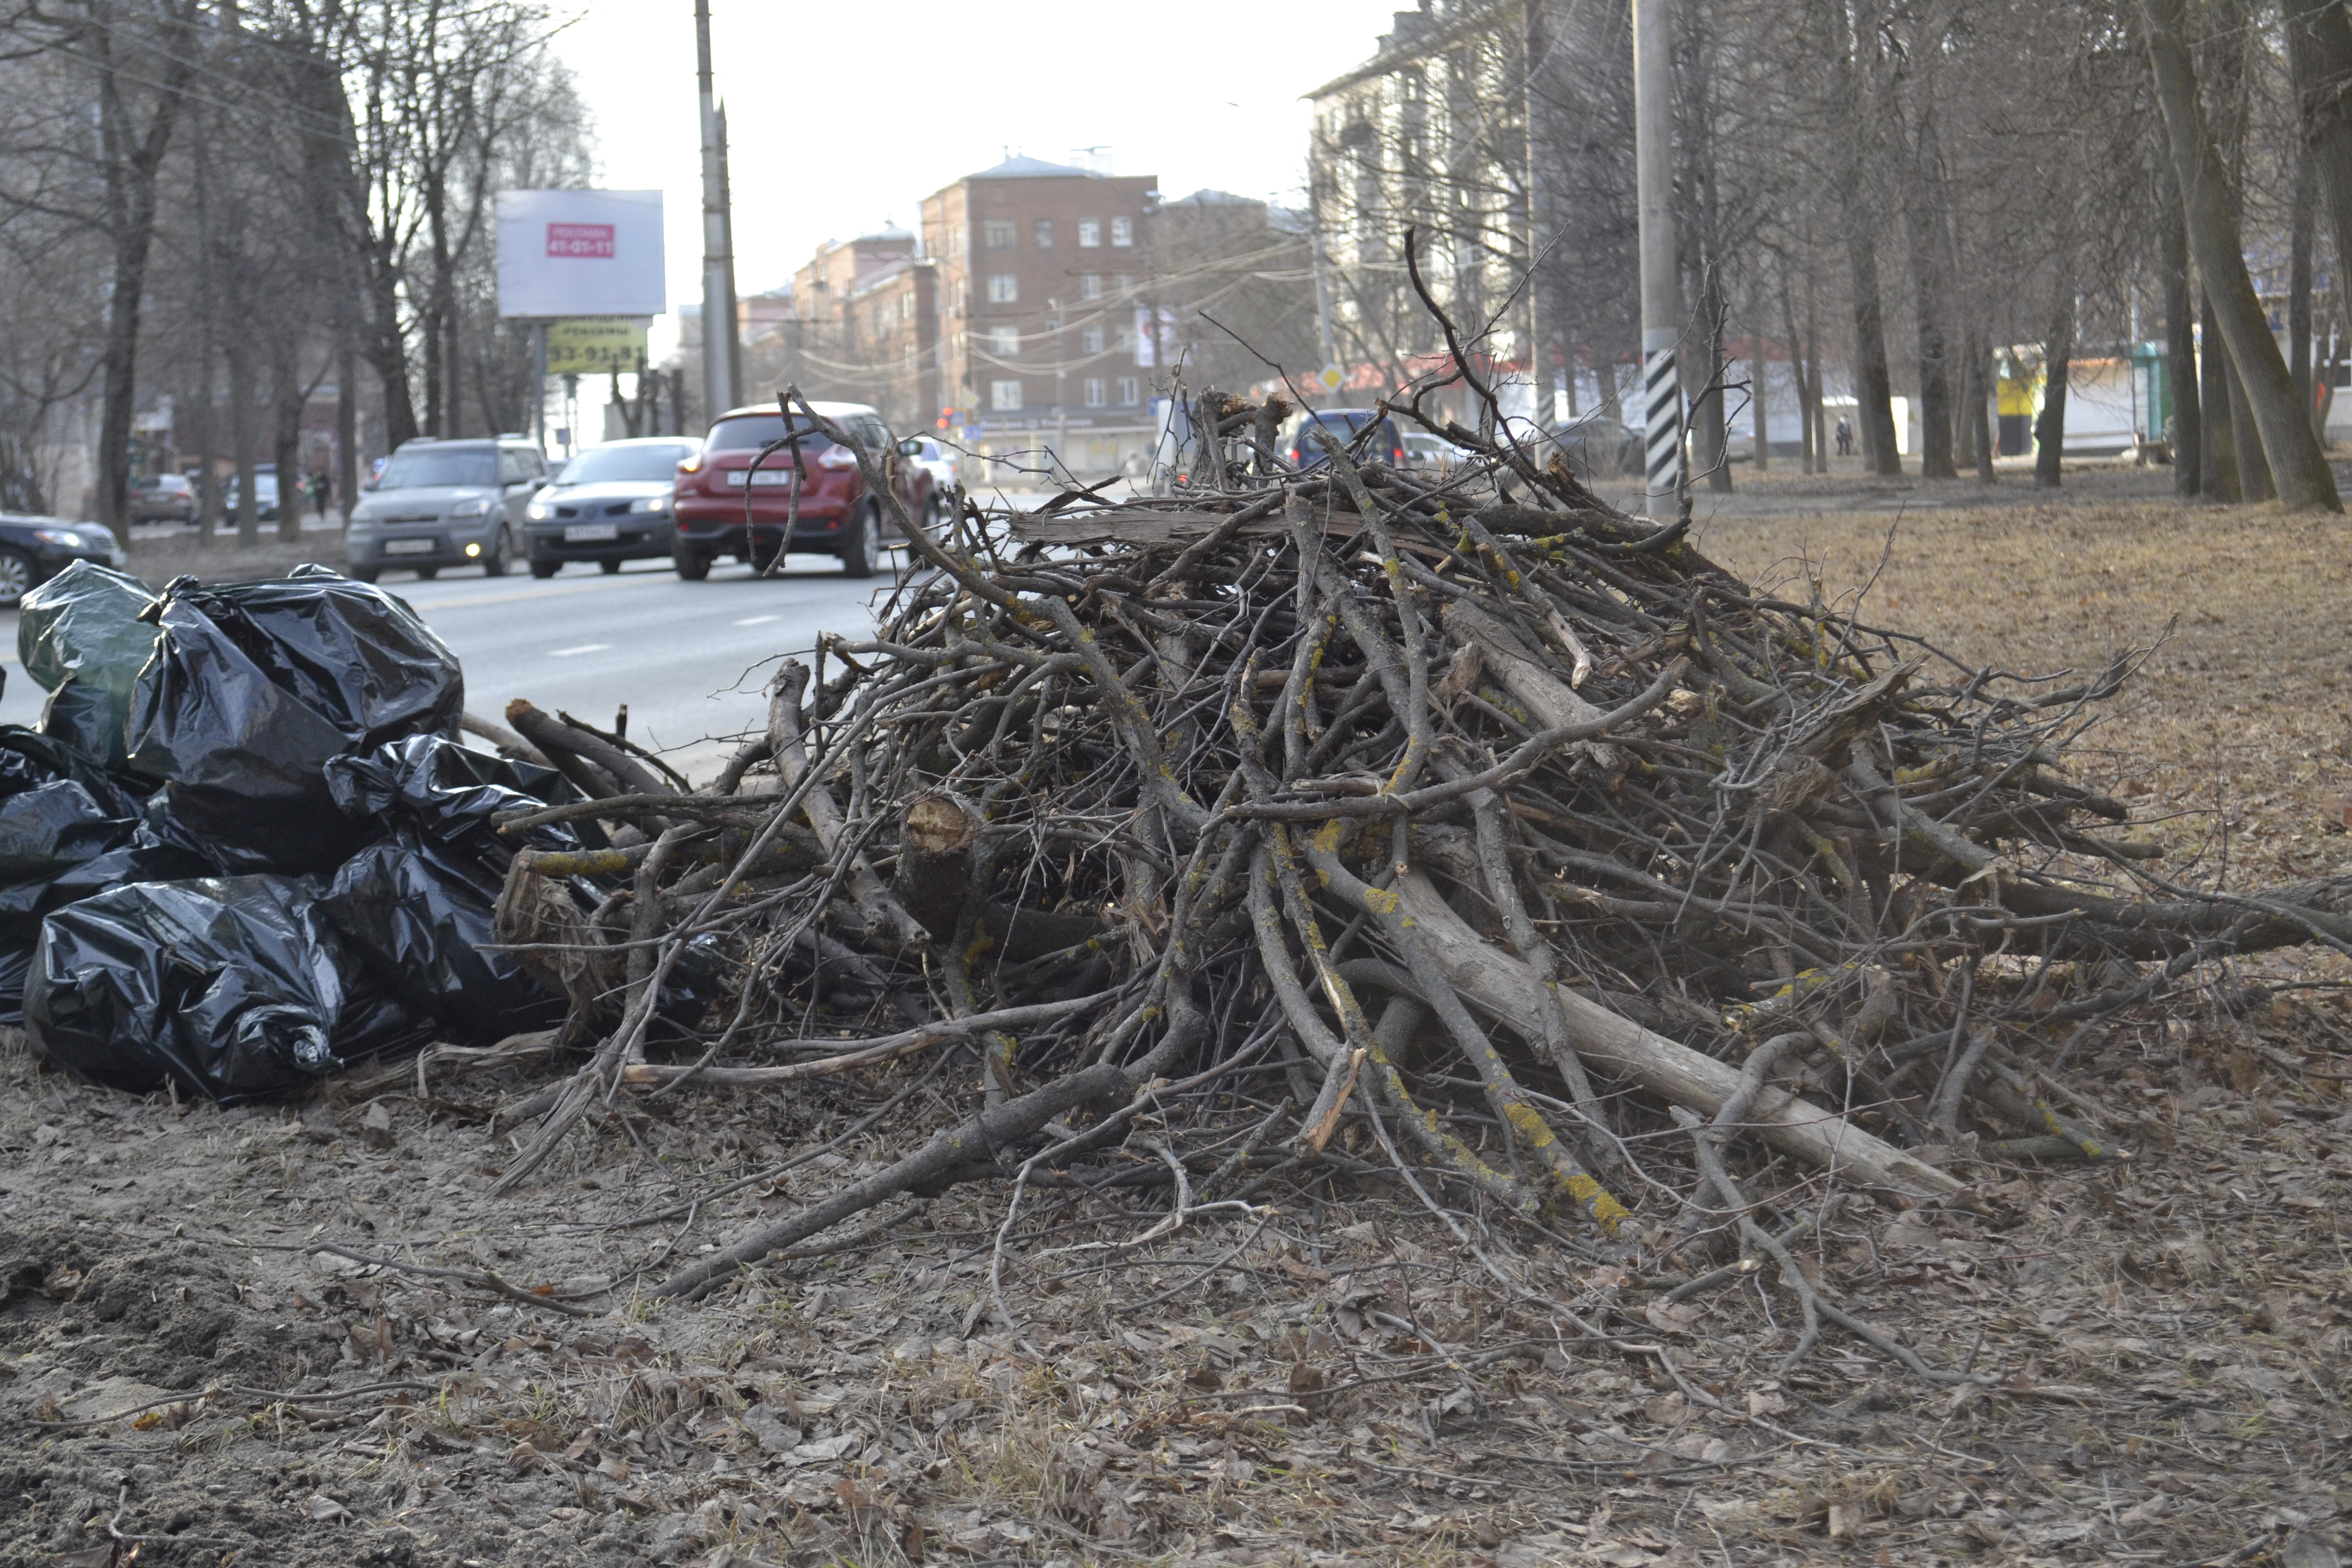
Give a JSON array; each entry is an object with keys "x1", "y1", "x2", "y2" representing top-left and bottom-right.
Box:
[{"x1": 474, "y1": 383, "x2": 2350, "y2": 1375}]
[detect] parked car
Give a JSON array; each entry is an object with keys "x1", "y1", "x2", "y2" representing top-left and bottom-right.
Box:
[
  {"x1": 0, "y1": 516, "x2": 127, "y2": 605},
  {"x1": 221, "y1": 467, "x2": 280, "y2": 522},
  {"x1": 1281, "y1": 408, "x2": 1406, "y2": 471},
  {"x1": 127, "y1": 472, "x2": 196, "y2": 525},
  {"x1": 522, "y1": 437, "x2": 701, "y2": 577},
  {"x1": 342, "y1": 436, "x2": 548, "y2": 581},
  {"x1": 903, "y1": 435, "x2": 961, "y2": 524},
  {"x1": 1400, "y1": 432, "x2": 1470, "y2": 475},
  {"x1": 1547, "y1": 414, "x2": 1644, "y2": 478},
  {"x1": 669, "y1": 402, "x2": 935, "y2": 580}
]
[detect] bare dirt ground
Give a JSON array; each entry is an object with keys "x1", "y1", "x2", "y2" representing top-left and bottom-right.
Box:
[{"x1": 1, "y1": 475, "x2": 2347, "y2": 1568}]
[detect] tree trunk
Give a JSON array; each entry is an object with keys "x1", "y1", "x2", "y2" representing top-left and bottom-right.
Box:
[
  {"x1": 337, "y1": 334, "x2": 359, "y2": 525},
  {"x1": 1778, "y1": 268, "x2": 1814, "y2": 473},
  {"x1": 2292, "y1": 135, "x2": 2317, "y2": 423},
  {"x1": 1844, "y1": 230, "x2": 1903, "y2": 475},
  {"x1": 1960, "y1": 328, "x2": 1995, "y2": 482},
  {"x1": 2228, "y1": 353, "x2": 2274, "y2": 501},
  {"x1": 2144, "y1": 0, "x2": 2342, "y2": 508},
  {"x1": 1695, "y1": 267, "x2": 1732, "y2": 492},
  {"x1": 1903, "y1": 106, "x2": 1958, "y2": 479},
  {"x1": 2199, "y1": 290, "x2": 2240, "y2": 500},
  {"x1": 1805, "y1": 281, "x2": 1826, "y2": 473},
  {"x1": 2284, "y1": 0, "x2": 2352, "y2": 433},
  {"x1": 272, "y1": 342, "x2": 304, "y2": 544},
  {"x1": 2036, "y1": 282, "x2": 2074, "y2": 489},
  {"x1": 1751, "y1": 327, "x2": 1770, "y2": 471},
  {"x1": 228, "y1": 339, "x2": 259, "y2": 547},
  {"x1": 2159, "y1": 145, "x2": 2203, "y2": 495},
  {"x1": 88, "y1": 1, "x2": 199, "y2": 543}
]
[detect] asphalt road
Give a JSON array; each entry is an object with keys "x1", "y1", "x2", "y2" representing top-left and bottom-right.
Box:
[{"x1": 0, "y1": 548, "x2": 910, "y2": 783}]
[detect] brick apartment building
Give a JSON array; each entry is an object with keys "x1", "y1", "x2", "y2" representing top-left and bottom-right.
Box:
[
  {"x1": 919, "y1": 155, "x2": 1160, "y2": 479},
  {"x1": 745, "y1": 227, "x2": 940, "y2": 435}
]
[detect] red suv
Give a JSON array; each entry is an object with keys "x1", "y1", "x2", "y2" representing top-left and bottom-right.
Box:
[{"x1": 670, "y1": 401, "x2": 934, "y2": 579}]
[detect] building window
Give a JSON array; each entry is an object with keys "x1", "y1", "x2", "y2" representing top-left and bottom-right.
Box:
[
  {"x1": 1078, "y1": 219, "x2": 1101, "y2": 248},
  {"x1": 1117, "y1": 376, "x2": 1140, "y2": 405},
  {"x1": 1113, "y1": 274, "x2": 1134, "y2": 297},
  {"x1": 1110, "y1": 216, "x2": 1133, "y2": 247},
  {"x1": 1081, "y1": 326, "x2": 1104, "y2": 354},
  {"x1": 988, "y1": 326, "x2": 1020, "y2": 357},
  {"x1": 1033, "y1": 218, "x2": 1054, "y2": 248},
  {"x1": 1114, "y1": 325, "x2": 1136, "y2": 356},
  {"x1": 900, "y1": 294, "x2": 914, "y2": 320},
  {"x1": 991, "y1": 379, "x2": 1022, "y2": 410},
  {"x1": 1079, "y1": 273, "x2": 1101, "y2": 300},
  {"x1": 986, "y1": 274, "x2": 1018, "y2": 303},
  {"x1": 1083, "y1": 378, "x2": 1106, "y2": 408},
  {"x1": 984, "y1": 220, "x2": 1015, "y2": 249}
]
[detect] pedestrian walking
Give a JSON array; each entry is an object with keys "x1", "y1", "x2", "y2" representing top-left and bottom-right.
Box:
[
  {"x1": 307, "y1": 470, "x2": 330, "y2": 520},
  {"x1": 1834, "y1": 416, "x2": 1853, "y2": 457}
]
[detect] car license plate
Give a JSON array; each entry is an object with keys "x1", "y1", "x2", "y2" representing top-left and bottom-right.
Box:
[
  {"x1": 383, "y1": 538, "x2": 435, "y2": 555},
  {"x1": 564, "y1": 523, "x2": 618, "y2": 542},
  {"x1": 726, "y1": 470, "x2": 795, "y2": 486}
]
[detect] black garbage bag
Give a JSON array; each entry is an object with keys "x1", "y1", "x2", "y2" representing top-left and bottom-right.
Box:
[
  {"x1": 24, "y1": 876, "x2": 429, "y2": 1102},
  {"x1": 317, "y1": 735, "x2": 582, "y2": 1040},
  {"x1": 0, "y1": 726, "x2": 204, "y2": 1020},
  {"x1": 124, "y1": 567, "x2": 463, "y2": 873},
  {"x1": 18, "y1": 561, "x2": 160, "y2": 769}
]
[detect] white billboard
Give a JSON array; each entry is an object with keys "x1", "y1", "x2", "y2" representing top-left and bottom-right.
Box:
[{"x1": 496, "y1": 189, "x2": 666, "y2": 318}]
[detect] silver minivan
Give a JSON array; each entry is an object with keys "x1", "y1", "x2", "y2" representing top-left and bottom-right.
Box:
[{"x1": 344, "y1": 437, "x2": 546, "y2": 581}]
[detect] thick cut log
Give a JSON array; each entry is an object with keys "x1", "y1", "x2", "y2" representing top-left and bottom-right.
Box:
[
  {"x1": 897, "y1": 789, "x2": 981, "y2": 941},
  {"x1": 1392, "y1": 873, "x2": 1963, "y2": 1197}
]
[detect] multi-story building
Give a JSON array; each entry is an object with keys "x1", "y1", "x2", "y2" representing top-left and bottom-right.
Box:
[
  {"x1": 919, "y1": 155, "x2": 1160, "y2": 480},
  {"x1": 1306, "y1": 3, "x2": 1537, "y2": 426},
  {"x1": 731, "y1": 228, "x2": 941, "y2": 435}
]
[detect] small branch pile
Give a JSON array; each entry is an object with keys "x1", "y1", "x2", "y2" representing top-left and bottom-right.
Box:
[{"x1": 479, "y1": 388, "x2": 2352, "y2": 1371}]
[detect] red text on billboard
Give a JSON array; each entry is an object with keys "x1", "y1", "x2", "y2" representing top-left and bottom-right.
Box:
[{"x1": 546, "y1": 223, "x2": 616, "y2": 259}]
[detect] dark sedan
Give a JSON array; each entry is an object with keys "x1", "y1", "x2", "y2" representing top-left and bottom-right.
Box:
[
  {"x1": 522, "y1": 437, "x2": 701, "y2": 576},
  {"x1": 0, "y1": 516, "x2": 129, "y2": 605}
]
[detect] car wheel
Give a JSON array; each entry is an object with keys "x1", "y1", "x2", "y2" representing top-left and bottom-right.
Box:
[
  {"x1": 0, "y1": 547, "x2": 34, "y2": 607},
  {"x1": 416, "y1": 567, "x2": 438, "y2": 580},
  {"x1": 673, "y1": 545, "x2": 712, "y2": 581},
  {"x1": 482, "y1": 525, "x2": 513, "y2": 577},
  {"x1": 530, "y1": 557, "x2": 560, "y2": 579},
  {"x1": 600, "y1": 558, "x2": 623, "y2": 575},
  {"x1": 840, "y1": 504, "x2": 881, "y2": 579},
  {"x1": 348, "y1": 565, "x2": 380, "y2": 584}
]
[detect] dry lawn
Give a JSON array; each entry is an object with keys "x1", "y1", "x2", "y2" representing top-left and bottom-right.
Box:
[{"x1": 0, "y1": 482, "x2": 2347, "y2": 1568}]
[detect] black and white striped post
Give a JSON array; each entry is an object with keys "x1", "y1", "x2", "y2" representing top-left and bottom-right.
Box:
[{"x1": 1633, "y1": 0, "x2": 1680, "y2": 510}]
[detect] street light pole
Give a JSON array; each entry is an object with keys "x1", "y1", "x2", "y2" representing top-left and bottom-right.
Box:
[
  {"x1": 696, "y1": 0, "x2": 742, "y2": 421},
  {"x1": 1633, "y1": 0, "x2": 1681, "y2": 509}
]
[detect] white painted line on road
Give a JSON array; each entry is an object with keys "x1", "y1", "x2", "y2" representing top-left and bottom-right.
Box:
[
  {"x1": 733, "y1": 615, "x2": 780, "y2": 626},
  {"x1": 548, "y1": 643, "x2": 613, "y2": 657}
]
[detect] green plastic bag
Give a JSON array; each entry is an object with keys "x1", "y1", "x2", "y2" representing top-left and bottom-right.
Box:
[{"x1": 18, "y1": 561, "x2": 159, "y2": 769}]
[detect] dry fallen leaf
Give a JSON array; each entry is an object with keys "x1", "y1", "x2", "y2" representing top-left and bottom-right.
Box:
[
  {"x1": 596, "y1": 1453, "x2": 630, "y2": 1482},
  {"x1": 306, "y1": 1493, "x2": 352, "y2": 1523}
]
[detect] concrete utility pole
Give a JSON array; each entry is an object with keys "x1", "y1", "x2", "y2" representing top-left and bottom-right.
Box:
[
  {"x1": 696, "y1": 0, "x2": 742, "y2": 420},
  {"x1": 1633, "y1": 0, "x2": 1681, "y2": 507},
  {"x1": 1309, "y1": 224, "x2": 1340, "y2": 408}
]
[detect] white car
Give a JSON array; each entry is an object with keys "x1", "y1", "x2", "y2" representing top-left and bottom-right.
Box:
[
  {"x1": 902, "y1": 436, "x2": 961, "y2": 523},
  {"x1": 1401, "y1": 432, "x2": 1471, "y2": 475}
]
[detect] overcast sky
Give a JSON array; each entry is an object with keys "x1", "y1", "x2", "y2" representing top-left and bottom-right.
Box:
[{"x1": 551, "y1": 0, "x2": 1401, "y2": 345}]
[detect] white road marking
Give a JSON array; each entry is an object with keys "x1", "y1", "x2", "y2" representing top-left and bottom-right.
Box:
[
  {"x1": 733, "y1": 614, "x2": 780, "y2": 626},
  {"x1": 548, "y1": 643, "x2": 612, "y2": 657}
]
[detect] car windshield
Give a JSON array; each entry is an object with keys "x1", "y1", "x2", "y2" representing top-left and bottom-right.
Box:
[
  {"x1": 706, "y1": 415, "x2": 830, "y2": 454},
  {"x1": 557, "y1": 444, "x2": 697, "y2": 484},
  {"x1": 377, "y1": 448, "x2": 498, "y2": 489}
]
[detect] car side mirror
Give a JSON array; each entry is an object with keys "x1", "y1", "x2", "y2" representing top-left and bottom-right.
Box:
[{"x1": 896, "y1": 437, "x2": 922, "y2": 456}]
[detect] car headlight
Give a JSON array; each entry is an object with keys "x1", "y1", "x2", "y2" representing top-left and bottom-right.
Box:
[
  {"x1": 32, "y1": 528, "x2": 87, "y2": 548},
  {"x1": 629, "y1": 497, "x2": 669, "y2": 513},
  {"x1": 450, "y1": 497, "x2": 491, "y2": 519},
  {"x1": 527, "y1": 501, "x2": 552, "y2": 521}
]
